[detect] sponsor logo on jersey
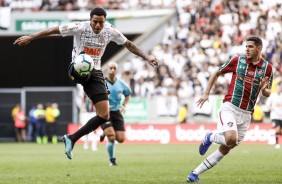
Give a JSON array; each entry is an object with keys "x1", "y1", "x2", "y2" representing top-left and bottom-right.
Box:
[
  {"x1": 227, "y1": 122, "x2": 233, "y2": 127},
  {"x1": 257, "y1": 69, "x2": 263, "y2": 75},
  {"x1": 84, "y1": 42, "x2": 102, "y2": 48},
  {"x1": 83, "y1": 46, "x2": 101, "y2": 56},
  {"x1": 237, "y1": 74, "x2": 259, "y2": 84},
  {"x1": 247, "y1": 71, "x2": 255, "y2": 75}
]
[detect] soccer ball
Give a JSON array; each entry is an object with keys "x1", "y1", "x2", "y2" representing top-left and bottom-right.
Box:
[{"x1": 73, "y1": 54, "x2": 94, "y2": 76}]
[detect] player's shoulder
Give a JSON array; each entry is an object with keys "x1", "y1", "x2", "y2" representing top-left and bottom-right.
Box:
[
  {"x1": 259, "y1": 57, "x2": 273, "y2": 70},
  {"x1": 103, "y1": 22, "x2": 120, "y2": 32},
  {"x1": 105, "y1": 21, "x2": 115, "y2": 28},
  {"x1": 118, "y1": 77, "x2": 127, "y2": 83},
  {"x1": 79, "y1": 21, "x2": 91, "y2": 28},
  {"x1": 115, "y1": 78, "x2": 126, "y2": 85},
  {"x1": 228, "y1": 55, "x2": 240, "y2": 62}
]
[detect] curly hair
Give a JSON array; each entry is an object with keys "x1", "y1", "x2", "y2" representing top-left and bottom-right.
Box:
[{"x1": 90, "y1": 7, "x2": 107, "y2": 18}]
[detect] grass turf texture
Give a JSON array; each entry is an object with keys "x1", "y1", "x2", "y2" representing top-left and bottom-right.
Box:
[{"x1": 0, "y1": 143, "x2": 281, "y2": 184}]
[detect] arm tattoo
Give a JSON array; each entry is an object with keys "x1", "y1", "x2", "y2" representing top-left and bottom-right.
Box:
[{"x1": 124, "y1": 40, "x2": 148, "y2": 60}]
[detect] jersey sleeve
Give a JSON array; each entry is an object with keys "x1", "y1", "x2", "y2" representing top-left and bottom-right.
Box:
[
  {"x1": 219, "y1": 56, "x2": 239, "y2": 74},
  {"x1": 109, "y1": 24, "x2": 127, "y2": 45},
  {"x1": 59, "y1": 22, "x2": 84, "y2": 37},
  {"x1": 121, "y1": 80, "x2": 131, "y2": 96},
  {"x1": 265, "y1": 62, "x2": 273, "y2": 89}
]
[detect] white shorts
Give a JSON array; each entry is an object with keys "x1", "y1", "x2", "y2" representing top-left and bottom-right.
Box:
[{"x1": 217, "y1": 102, "x2": 251, "y2": 143}]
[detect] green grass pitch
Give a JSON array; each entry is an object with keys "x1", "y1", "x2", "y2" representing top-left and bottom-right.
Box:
[{"x1": 0, "y1": 143, "x2": 281, "y2": 184}]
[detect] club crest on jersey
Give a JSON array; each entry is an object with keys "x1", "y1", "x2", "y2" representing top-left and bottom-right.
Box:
[
  {"x1": 257, "y1": 69, "x2": 263, "y2": 75},
  {"x1": 227, "y1": 122, "x2": 233, "y2": 127}
]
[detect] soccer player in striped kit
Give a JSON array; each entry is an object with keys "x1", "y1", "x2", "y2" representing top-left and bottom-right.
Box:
[
  {"x1": 187, "y1": 36, "x2": 273, "y2": 182},
  {"x1": 14, "y1": 7, "x2": 158, "y2": 160}
]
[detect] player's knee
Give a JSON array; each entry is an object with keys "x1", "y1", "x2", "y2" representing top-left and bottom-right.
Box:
[
  {"x1": 226, "y1": 137, "x2": 237, "y2": 146},
  {"x1": 98, "y1": 113, "x2": 110, "y2": 120},
  {"x1": 228, "y1": 143, "x2": 237, "y2": 149},
  {"x1": 107, "y1": 134, "x2": 115, "y2": 142},
  {"x1": 225, "y1": 133, "x2": 237, "y2": 146},
  {"x1": 116, "y1": 137, "x2": 124, "y2": 143},
  {"x1": 219, "y1": 145, "x2": 231, "y2": 155}
]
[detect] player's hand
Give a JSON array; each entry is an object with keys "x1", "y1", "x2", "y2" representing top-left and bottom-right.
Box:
[
  {"x1": 119, "y1": 105, "x2": 126, "y2": 115},
  {"x1": 259, "y1": 77, "x2": 270, "y2": 90},
  {"x1": 13, "y1": 36, "x2": 33, "y2": 46},
  {"x1": 196, "y1": 94, "x2": 209, "y2": 108},
  {"x1": 147, "y1": 55, "x2": 158, "y2": 67}
]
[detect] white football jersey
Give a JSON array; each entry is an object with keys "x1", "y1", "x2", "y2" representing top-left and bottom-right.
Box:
[
  {"x1": 59, "y1": 21, "x2": 127, "y2": 70},
  {"x1": 267, "y1": 92, "x2": 282, "y2": 120}
]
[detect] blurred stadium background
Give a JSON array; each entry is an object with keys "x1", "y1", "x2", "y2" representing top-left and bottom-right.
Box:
[{"x1": 0, "y1": 0, "x2": 281, "y2": 145}]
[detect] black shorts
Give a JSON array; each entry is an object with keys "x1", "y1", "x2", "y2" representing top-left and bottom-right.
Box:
[
  {"x1": 272, "y1": 119, "x2": 282, "y2": 128},
  {"x1": 82, "y1": 69, "x2": 109, "y2": 104},
  {"x1": 68, "y1": 63, "x2": 109, "y2": 104},
  {"x1": 101, "y1": 110, "x2": 125, "y2": 131}
]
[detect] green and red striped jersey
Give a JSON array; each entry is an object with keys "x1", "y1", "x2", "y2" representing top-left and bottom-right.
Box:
[{"x1": 219, "y1": 56, "x2": 273, "y2": 112}]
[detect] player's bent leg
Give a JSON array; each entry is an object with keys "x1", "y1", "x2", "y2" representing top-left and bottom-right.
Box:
[
  {"x1": 95, "y1": 100, "x2": 110, "y2": 120},
  {"x1": 104, "y1": 127, "x2": 115, "y2": 142},
  {"x1": 188, "y1": 148, "x2": 225, "y2": 182},
  {"x1": 218, "y1": 144, "x2": 232, "y2": 155},
  {"x1": 104, "y1": 127, "x2": 117, "y2": 166},
  {"x1": 224, "y1": 130, "x2": 237, "y2": 147},
  {"x1": 64, "y1": 100, "x2": 109, "y2": 159},
  {"x1": 115, "y1": 131, "x2": 125, "y2": 143}
]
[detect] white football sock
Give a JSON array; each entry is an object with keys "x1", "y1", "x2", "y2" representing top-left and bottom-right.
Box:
[
  {"x1": 210, "y1": 132, "x2": 226, "y2": 145},
  {"x1": 193, "y1": 149, "x2": 224, "y2": 175}
]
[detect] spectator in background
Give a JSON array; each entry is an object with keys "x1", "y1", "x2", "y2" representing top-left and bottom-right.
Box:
[
  {"x1": 11, "y1": 103, "x2": 20, "y2": 123},
  {"x1": 266, "y1": 81, "x2": 282, "y2": 149},
  {"x1": 45, "y1": 103, "x2": 60, "y2": 144},
  {"x1": 14, "y1": 105, "x2": 27, "y2": 142},
  {"x1": 34, "y1": 103, "x2": 47, "y2": 144},
  {"x1": 27, "y1": 105, "x2": 37, "y2": 142},
  {"x1": 252, "y1": 101, "x2": 264, "y2": 123},
  {"x1": 177, "y1": 104, "x2": 188, "y2": 124}
]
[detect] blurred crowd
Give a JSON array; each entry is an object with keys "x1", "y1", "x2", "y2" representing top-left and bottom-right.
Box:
[
  {"x1": 0, "y1": 0, "x2": 176, "y2": 11},
  {"x1": 2, "y1": 0, "x2": 282, "y2": 103},
  {"x1": 11, "y1": 102, "x2": 60, "y2": 143},
  {"x1": 119, "y1": 0, "x2": 282, "y2": 103}
]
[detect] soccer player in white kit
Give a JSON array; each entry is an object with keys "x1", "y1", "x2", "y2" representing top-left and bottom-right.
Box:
[
  {"x1": 14, "y1": 7, "x2": 158, "y2": 160},
  {"x1": 266, "y1": 81, "x2": 282, "y2": 149}
]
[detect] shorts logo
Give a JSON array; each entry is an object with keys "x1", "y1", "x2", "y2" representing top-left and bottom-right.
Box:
[{"x1": 227, "y1": 122, "x2": 233, "y2": 127}]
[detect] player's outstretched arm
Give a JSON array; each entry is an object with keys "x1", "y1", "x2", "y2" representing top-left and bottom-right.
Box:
[
  {"x1": 123, "y1": 40, "x2": 158, "y2": 67},
  {"x1": 13, "y1": 27, "x2": 60, "y2": 46},
  {"x1": 197, "y1": 69, "x2": 221, "y2": 108}
]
